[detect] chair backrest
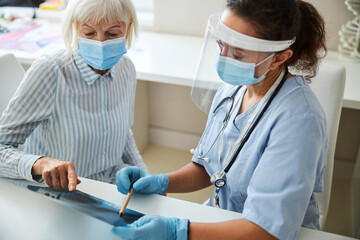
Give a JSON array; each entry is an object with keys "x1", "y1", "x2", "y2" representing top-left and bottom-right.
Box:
[
  {"x1": 0, "y1": 53, "x2": 25, "y2": 114},
  {"x1": 307, "y1": 63, "x2": 346, "y2": 229}
]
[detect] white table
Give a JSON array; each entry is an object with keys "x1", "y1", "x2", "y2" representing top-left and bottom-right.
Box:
[{"x1": 0, "y1": 177, "x2": 356, "y2": 240}]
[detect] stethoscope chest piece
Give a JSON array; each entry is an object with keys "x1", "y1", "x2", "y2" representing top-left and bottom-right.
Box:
[{"x1": 211, "y1": 172, "x2": 226, "y2": 188}]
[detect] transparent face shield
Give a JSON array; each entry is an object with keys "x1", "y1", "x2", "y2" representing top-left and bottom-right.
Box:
[{"x1": 191, "y1": 13, "x2": 295, "y2": 114}]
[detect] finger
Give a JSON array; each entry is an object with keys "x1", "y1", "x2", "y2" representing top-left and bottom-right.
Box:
[
  {"x1": 129, "y1": 215, "x2": 153, "y2": 227},
  {"x1": 67, "y1": 163, "x2": 78, "y2": 192},
  {"x1": 50, "y1": 168, "x2": 61, "y2": 189},
  {"x1": 112, "y1": 216, "x2": 158, "y2": 239},
  {"x1": 59, "y1": 165, "x2": 69, "y2": 189},
  {"x1": 111, "y1": 226, "x2": 144, "y2": 240},
  {"x1": 133, "y1": 176, "x2": 152, "y2": 193},
  {"x1": 116, "y1": 168, "x2": 132, "y2": 194},
  {"x1": 42, "y1": 170, "x2": 53, "y2": 188},
  {"x1": 125, "y1": 166, "x2": 148, "y2": 183}
]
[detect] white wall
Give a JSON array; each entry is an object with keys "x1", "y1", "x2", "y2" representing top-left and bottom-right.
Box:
[
  {"x1": 306, "y1": 0, "x2": 354, "y2": 51},
  {"x1": 152, "y1": 0, "x2": 354, "y2": 51},
  {"x1": 153, "y1": 0, "x2": 225, "y2": 37}
]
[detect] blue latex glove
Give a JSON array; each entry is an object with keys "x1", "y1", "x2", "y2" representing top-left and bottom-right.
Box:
[
  {"x1": 116, "y1": 166, "x2": 169, "y2": 195},
  {"x1": 112, "y1": 215, "x2": 189, "y2": 240}
]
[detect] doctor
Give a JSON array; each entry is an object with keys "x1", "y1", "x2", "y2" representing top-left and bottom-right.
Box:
[
  {"x1": 114, "y1": 0, "x2": 328, "y2": 239},
  {"x1": 0, "y1": 0, "x2": 146, "y2": 191}
]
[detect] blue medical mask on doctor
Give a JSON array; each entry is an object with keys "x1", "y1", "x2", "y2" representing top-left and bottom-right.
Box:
[
  {"x1": 215, "y1": 53, "x2": 274, "y2": 86},
  {"x1": 78, "y1": 36, "x2": 127, "y2": 71}
]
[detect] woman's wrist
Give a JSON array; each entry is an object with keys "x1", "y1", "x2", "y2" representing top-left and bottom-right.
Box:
[{"x1": 31, "y1": 157, "x2": 48, "y2": 176}]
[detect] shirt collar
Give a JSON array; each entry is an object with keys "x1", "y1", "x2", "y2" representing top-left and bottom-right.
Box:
[{"x1": 74, "y1": 54, "x2": 113, "y2": 85}]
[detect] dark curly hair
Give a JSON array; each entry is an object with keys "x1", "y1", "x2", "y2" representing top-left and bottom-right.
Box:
[{"x1": 226, "y1": 0, "x2": 327, "y2": 81}]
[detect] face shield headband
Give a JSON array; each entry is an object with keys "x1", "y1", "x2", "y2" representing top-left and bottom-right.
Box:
[
  {"x1": 191, "y1": 13, "x2": 295, "y2": 114},
  {"x1": 210, "y1": 13, "x2": 295, "y2": 52}
]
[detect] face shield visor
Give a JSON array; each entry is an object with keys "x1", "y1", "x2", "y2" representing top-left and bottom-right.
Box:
[{"x1": 191, "y1": 13, "x2": 295, "y2": 113}]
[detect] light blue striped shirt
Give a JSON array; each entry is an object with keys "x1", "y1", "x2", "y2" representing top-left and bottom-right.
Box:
[{"x1": 0, "y1": 49, "x2": 146, "y2": 184}]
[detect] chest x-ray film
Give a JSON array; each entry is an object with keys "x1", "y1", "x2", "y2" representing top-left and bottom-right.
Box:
[{"x1": 8, "y1": 180, "x2": 143, "y2": 226}]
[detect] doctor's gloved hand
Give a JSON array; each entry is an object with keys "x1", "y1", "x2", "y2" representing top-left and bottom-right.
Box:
[
  {"x1": 116, "y1": 166, "x2": 169, "y2": 195},
  {"x1": 112, "y1": 215, "x2": 189, "y2": 240}
]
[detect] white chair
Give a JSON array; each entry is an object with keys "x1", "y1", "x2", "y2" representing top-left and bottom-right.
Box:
[
  {"x1": 0, "y1": 53, "x2": 25, "y2": 114},
  {"x1": 307, "y1": 63, "x2": 346, "y2": 229}
]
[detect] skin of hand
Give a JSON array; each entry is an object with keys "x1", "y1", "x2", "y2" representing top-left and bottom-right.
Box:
[{"x1": 31, "y1": 157, "x2": 81, "y2": 192}]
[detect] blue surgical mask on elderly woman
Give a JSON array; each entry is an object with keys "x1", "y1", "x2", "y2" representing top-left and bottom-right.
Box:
[
  {"x1": 78, "y1": 36, "x2": 127, "y2": 70},
  {"x1": 215, "y1": 53, "x2": 274, "y2": 86}
]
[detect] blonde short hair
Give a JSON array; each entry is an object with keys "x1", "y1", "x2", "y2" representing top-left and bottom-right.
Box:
[{"x1": 61, "y1": 0, "x2": 138, "y2": 54}]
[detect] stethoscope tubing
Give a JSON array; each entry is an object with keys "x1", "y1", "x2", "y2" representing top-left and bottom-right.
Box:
[
  {"x1": 223, "y1": 67, "x2": 289, "y2": 173},
  {"x1": 192, "y1": 86, "x2": 242, "y2": 161}
]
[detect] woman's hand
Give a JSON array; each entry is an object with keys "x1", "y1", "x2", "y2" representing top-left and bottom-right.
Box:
[
  {"x1": 112, "y1": 215, "x2": 189, "y2": 240},
  {"x1": 116, "y1": 166, "x2": 169, "y2": 195},
  {"x1": 31, "y1": 157, "x2": 81, "y2": 192}
]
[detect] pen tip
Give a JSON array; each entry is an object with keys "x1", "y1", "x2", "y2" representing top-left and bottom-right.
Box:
[{"x1": 120, "y1": 212, "x2": 123, "y2": 217}]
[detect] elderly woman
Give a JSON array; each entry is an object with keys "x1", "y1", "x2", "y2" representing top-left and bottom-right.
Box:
[
  {"x1": 114, "y1": 0, "x2": 328, "y2": 239},
  {"x1": 0, "y1": 0, "x2": 146, "y2": 191}
]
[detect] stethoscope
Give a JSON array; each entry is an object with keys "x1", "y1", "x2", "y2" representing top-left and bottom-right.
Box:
[
  {"x1": 190, "y1": 86, "x2": 242, "y2": 163},
  {"x1": 191, "y1": 67, "x2": 289, "y2": 207}
]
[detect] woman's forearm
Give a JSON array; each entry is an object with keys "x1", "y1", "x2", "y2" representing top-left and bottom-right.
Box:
[
  {"x1": 166, "y1": 162, "x2": 211, "y2": 193},
  {"x1": 189, "y1": 219, "x2": 278, "y2": 240}
]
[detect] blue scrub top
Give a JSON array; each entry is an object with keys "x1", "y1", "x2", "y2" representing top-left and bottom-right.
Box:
[{"x1": 192, "y1": 75, "x2": 328, "y2": 240}]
